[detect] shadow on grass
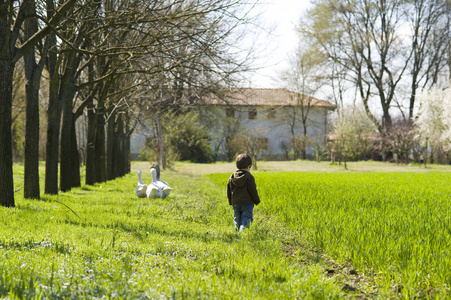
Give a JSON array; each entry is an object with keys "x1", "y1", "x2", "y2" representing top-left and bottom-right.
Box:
[{"x1": 59, "y1": 216, "x2": 241, "y2": 245}]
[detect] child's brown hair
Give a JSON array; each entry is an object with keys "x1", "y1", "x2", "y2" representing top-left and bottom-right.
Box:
[{"x1": 236, "y1": 153, "x2": 252, "y2": 170}]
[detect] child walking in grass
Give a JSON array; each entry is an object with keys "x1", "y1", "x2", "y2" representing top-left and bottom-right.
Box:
[{"x1": 226, "y1": 153, "x2": 261, "y2": 232}]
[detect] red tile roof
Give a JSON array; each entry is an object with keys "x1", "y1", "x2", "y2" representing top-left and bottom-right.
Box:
[{"x1": 206, "y1": 88, "x2": 336, "y2": 109}]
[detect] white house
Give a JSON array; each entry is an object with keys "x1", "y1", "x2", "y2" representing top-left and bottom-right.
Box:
[
  {"x1": 130, "y1": 88, "x2": 336, "y2": 160},
  {"x1": 203, "y1": 88, "x2": 336, "y2": 160}
]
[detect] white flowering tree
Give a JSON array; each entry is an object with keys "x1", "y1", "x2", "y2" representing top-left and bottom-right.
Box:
[
  {"x1": 416, "y1": 86, "x2": 451, "y2": 163},
  {"x1": 442, "y1": 91, "x2": 451, "y2": 151}
]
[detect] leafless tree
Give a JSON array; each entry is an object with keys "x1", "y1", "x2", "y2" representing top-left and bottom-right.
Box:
[
  {"x1": 302, "y1": 0, "x2": 451, "y2": 132},
  {"x1": 331, "y1": 107, "x2": 375, "y2": 169},
  {"x1": 232, "y1": 129, "x2": 267, "y2": 170},
  {"x1": 2, "y1": 0, "x2": 261, "y2": 204},
  {"x1": 281, "y1": 44, "x2": 328, "y2": 159},
  {"x1": 0, "y1": 0, "x2": 76, "y2": 207},
  {"x1": 380, "y1": 119, "x2": 416, "y2": 164},
  {"x1": 51, "y1": 0, "x2": 260, "y2": 189},
  {"x1": 405, "y1": 0, "x2": 450, "y2": 120}
]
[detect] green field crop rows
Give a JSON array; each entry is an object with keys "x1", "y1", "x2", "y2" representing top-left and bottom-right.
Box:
[
  {"x1": 0, "y1": 166, "x2": 341, "y2": 299},
  {"x1": 208, "y1": 172, "x2": 451, "y2": 298},
  {"x1": 2, "y1": 164, "x2": 451, "y2": 299}
]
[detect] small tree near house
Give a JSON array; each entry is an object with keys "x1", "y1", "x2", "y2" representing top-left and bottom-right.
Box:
[
  {"x1": 281, "y1": 42, "x2": 327, "y2": 160},
  {"x1": 380, "y1": 119, "x2": 416, "y2": 164},
  {"x1": 199, "y1": 106, "x2": 242, "y2": 162},
  {"x1": 231, "y1": 129, "x2": 267, "y2": 170},
  {"x1": 330, "y1": 107, "x2": 375, "y2": 169}
]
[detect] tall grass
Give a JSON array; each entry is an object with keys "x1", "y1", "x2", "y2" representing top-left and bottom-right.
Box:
[
  {"x1": 5, "y1": 163, "x2": 450, "y2": 298},
  {"x1": 0, "y1": 166, "x2": 341, "y2": 299},
  {"x1": 208, "y1": 172, "x2": 451, "y2": 298}
]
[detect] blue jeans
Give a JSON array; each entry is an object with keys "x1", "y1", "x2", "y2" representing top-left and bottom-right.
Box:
[{"x1": 233, "y1": 204, "x2": 254, "y2": 232}]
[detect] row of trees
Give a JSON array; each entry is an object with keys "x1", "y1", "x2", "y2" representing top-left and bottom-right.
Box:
[
  {"x1": 140, "y1": 0, "x2": 451, "y2": 169},
  {"x1": 302, "y1": 0, "x2": 451, "y2": 127},
  {"x1": 331, "y1": 84, "x2": 451, "y2": 168},
  {"x1": 2, "y1": 0, "x2": 260, "y2": 207},
  {"x1": 281, "y1": 0, "x2": 451, "y2": 165},
  {"x1": 138, "y1": 0, "x2": 451, "y2": 169}
]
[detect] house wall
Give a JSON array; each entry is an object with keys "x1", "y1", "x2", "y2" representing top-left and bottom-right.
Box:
[
  {"x1": 213, "y1": 105, "x2": 331, "y2": 159},
  {"x1": 129, "y1": 105, "x2": 332, "y2": 161},
  {"x1": 130, "y1": 123, "x2": 152, "y2": 160}
]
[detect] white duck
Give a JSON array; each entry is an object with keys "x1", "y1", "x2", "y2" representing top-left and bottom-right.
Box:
[
  {"x1": 135, "y1": 169, "x2": 148, "y2": 198},
  {"x1": 146, "y1": 167, "x2": 163, "y2": 198},
  {"x1": 151, "y1": 163, "x2": 172, "y2": 198}
]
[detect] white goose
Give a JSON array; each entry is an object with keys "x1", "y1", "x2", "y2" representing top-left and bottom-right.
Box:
[
  {"x1": 151, "y1": 163, "x2": 172, "y2": 198},
  {"x1": 146, "y1": 167, "x2": 163, "y2": 198},
  {"x1": 135, "y1": 169, "x2": 148, "y2": 198}
]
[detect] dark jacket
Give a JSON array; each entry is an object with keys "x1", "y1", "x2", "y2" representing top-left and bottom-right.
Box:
[{"x1": 227, "y1": 170, "x2": 260, "y2": 206}]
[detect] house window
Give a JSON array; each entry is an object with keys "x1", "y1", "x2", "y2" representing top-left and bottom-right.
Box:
[
  {"x1": 267, "y1": 108, "x2": 276, "y2": 119},
  {"x1": 248, "y1": 108, "x2": 257, "y2": 120},
  {"x1": 226, "y1": 107, "x2": 234, "y2": 118}
]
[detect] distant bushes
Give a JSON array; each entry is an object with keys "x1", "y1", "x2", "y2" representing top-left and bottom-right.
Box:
[{"x1": 145, "y1": 111, "x2": 213, "y2": 164}]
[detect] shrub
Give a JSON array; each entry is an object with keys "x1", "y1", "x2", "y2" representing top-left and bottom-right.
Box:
[{"x1": 163, "y1": 111, "x2": 213, "y2": 163}]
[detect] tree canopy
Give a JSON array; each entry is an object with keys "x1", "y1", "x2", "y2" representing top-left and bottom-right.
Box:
[
  {"x1": 301, "y1": 0, "x2": 451, "y2": 131},
  {"x1": 1, "y1": 0, "x2": 262, "y2": 207}
]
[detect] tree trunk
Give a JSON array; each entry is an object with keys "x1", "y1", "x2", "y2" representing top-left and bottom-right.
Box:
[
  {"x1": 0, "y1": 55, "x2": 15, "y2": 207},
  {"x1": 125, "y1": 134, "x2": 131, "y2": 174},
  {"x1": 156, "y1": 114, "x2": 166, "y2": 169},
  {"x1": 44, "y1": 79, "x2": 62, "y2": 193},
  {"x1": 44, "y1": 103, "x2": 62, "y2": 193},
  {"x1": 59, "y1": 85, "x2": 75, "y2": 192},
  {"x1": 112, "y1": 117, "x2": 119, "y2": 178},
  {"x1": 70, "y1": 116, "x2": 81, "y2": 188},
  {"x1": 119, "y1": 135, "x2": 126, "y2": 177},
  {"x1": 58, "y1": 49, "x2": 80, "y2": 192},
  {"x1": 94, "y1": 108, "x2": 106, "y2": 183},
  {"x1": 23, "y1": 2, "x2": 41, "y2": 199},
  {"x1": 23, "y1": 57, "x2": 41, "y2": 199},
  {"x1": 117, "y1": 117, "x2": 125, "y2": 177},
  {"x1": 85, "y1": 104, "x2": 96, "y2": 185},
  {"x1": 106, "y1": 113, "x2": 115, "y2": 180},
  {"x1": 301, "y1": 125, "x2": 307, "y2": 160},
  {"x1": 44, "y1": 26, "x2": 61, "y2": 194}
]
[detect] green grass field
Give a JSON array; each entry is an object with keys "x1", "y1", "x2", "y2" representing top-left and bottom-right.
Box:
[{"x1": 1, "y1": 161, "x2": 451, "y2": 299}]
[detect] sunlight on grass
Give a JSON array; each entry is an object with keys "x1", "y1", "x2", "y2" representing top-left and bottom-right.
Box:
[
  {"x1": 1, "y1": 164, "x2": 341, "y2": 299},
  {"x1": 207, "y1": 171, "x2": 451, "y2": 298},
  {"x1": 4, "y1": 162, "x2": 451, "y2": 298}
]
